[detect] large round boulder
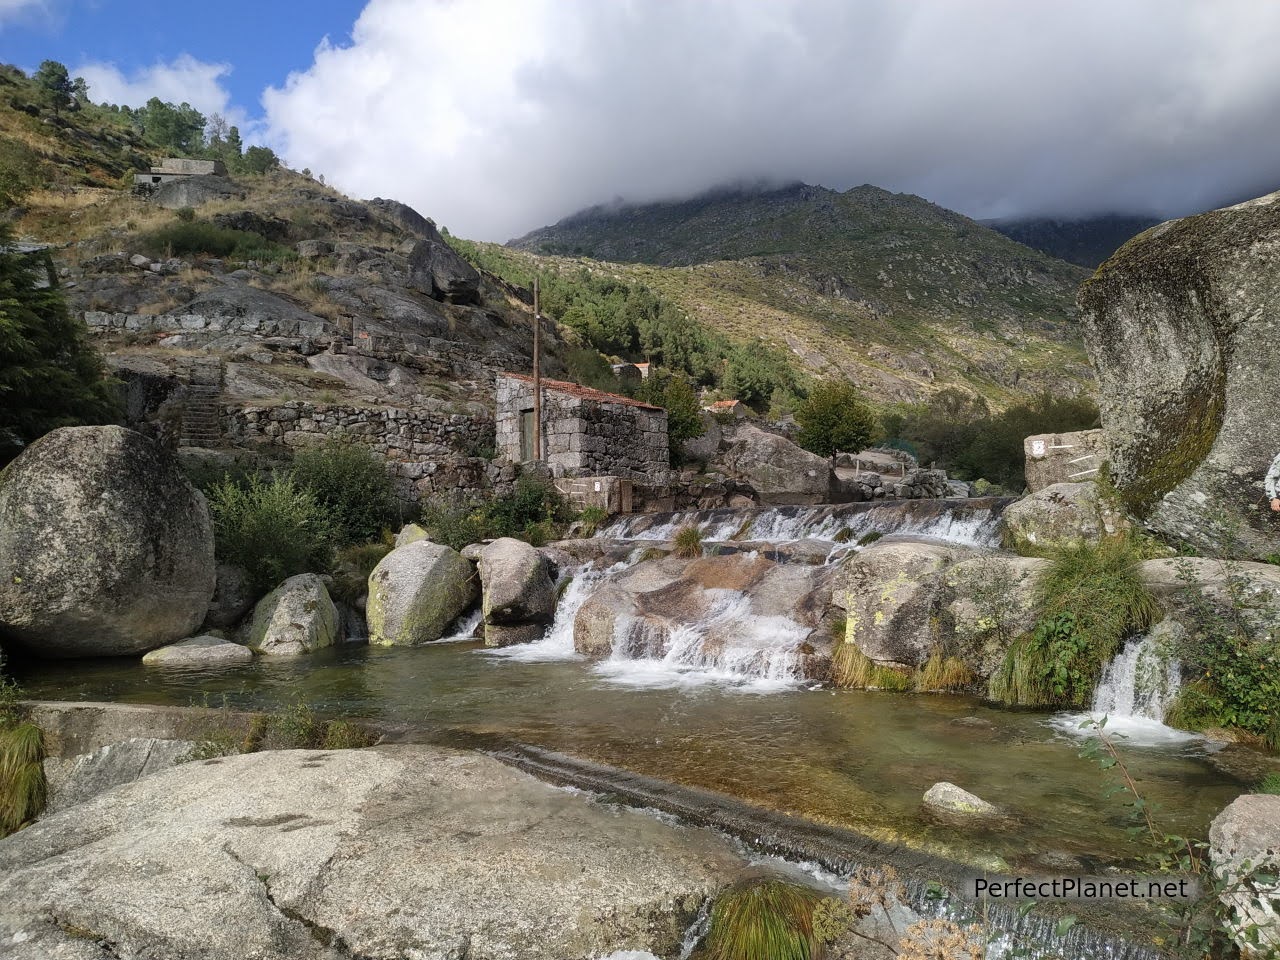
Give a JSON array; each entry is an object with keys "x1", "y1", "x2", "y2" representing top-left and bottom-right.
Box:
[
  {"x1": 367, "y1": 541, "x2": 477, "y2": 646},
  {"x1": 478, "y1": 538, "x2": 555, "y2": 648},
  {"x1": 0, "y1": 426, "x2": 216, "y2": 658},
  {"x1": 712, "y1": 423, "x2": 837, "y2": 505},
  {"x1": 1210, "y1": 794, "x2": 1280, "y2": 955},
  {"x1": 1078, "y1": 190, "x2": 1280, "y2": 559},
  {"x1": 244, "y1": 574, "x2": 338, "y2": 656}
]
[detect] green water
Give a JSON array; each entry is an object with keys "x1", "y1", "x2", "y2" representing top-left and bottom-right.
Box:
[{"x1": 14, "y1": 642, "x2": 1240, "y2": 871}]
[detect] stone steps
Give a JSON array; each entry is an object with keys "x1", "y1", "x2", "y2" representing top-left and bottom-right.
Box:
[{"x1": 176, "y1": 357, "x2": 224, "y2": 447}]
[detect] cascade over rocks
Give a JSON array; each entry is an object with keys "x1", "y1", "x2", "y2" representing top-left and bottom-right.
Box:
[
  {"x1": 0, "y1": 426, "x2": 216, "y2": 658},
  {"x1": 367, "y1": 540, "x2": 478, "y2": 645},
  {"x1": 477, "y1": 537, "x2": 556, "y2": 647},
  {"x1": 1079, "y1": 190, "x2": 1280, "y2": 560},
  {"x1": 245, "y1": 574, "x2": 339, "y2": 656}
]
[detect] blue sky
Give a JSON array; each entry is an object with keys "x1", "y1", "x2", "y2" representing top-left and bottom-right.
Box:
[
  {"x1": 1, "y1": 0, "x2": 364, "y2": 119},
  {"x1": 3, "y1": 0, "x2": 1279, "y2": 241}
]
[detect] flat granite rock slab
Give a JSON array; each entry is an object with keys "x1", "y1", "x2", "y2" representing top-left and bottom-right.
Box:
[{"x1": 0, "y1": 744, "x2": 749, "y2": 960}]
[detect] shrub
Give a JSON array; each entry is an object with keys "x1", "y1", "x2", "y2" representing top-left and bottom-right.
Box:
[
  {"x1": 706, "y1": 878, "x2": 825, "y2": 960},
  {"x1": 423, "y1": 475, "x2": 573, "y2": 550},
  {"x1": 989, "y1": 537, "x2": 1156, "y2": 707},
  {"x1": 330, "y1": 539, "x2": 393, "y2": 606},
  {"x1": 291, "y1": 442, "x2": 399, "y2": 546},
  {"x1": 577, "y1": 506, "x2": 608, "y2": 537},
  {"x1": 1166, "y1": 559, "x2": 1280, "y2": 746},
  {"x1": 208, "y1": 473, "x2": 332, "y2": 592},
  {"x1": 673, "y1": 524, "x2": 704, "y2": 559},
  {"x1": 795, "y1": 381, "x2": 878, "y2": 459},
  {"x1": 138, "y1": 219, "x2": 291, "y2": 262},
  {"x1": 421, "y1": 500, "x2": 494, "y2": 552}
]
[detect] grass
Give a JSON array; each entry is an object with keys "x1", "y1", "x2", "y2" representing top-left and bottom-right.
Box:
[
  {"x1": 832, "y1": 644, "x2": 914, "y2": 692},
  {"x1": 673, "y1": 524, "x2": 704, "y2": 559},
  {"x1": 0, "y1": 722, "x2": 46, "y2": 836},
  {"x1": 1257, "y1": 773, "x2": 1280, "y2": 795},
  {"x1": 917, "y1": 651, "x2": 976, "y2": 693},
  {"x1": 182, "y1": 700, "x2": 375, "y2": 760},
  {"x1": 577, "y1": 506, "x2": 608, "y2": 537},
  {"x1": 706, "y1": 878, "x2": 825, "y2": 960},
  {"x1": 988, "y1": 537, "x2": 1156, "y2": 707}
]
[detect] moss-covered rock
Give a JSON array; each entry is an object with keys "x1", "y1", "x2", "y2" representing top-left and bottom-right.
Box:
[
  {"x1": 1078, "y1": 190, "x2": 1280, "y2": 559},
  {"x1": 366, "y1": 541, "x2": 477, "y2": 646},
  {"x1": 0, "y1": 426, "x2": 216, "y2": 658},
  {"x1": 245, "y1": 574, "x2": 338, "y2": 656}
]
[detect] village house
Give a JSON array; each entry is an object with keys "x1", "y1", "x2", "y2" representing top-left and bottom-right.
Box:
[{"x1": 495, "y1": 373, "x2": 669, "y2": 485}]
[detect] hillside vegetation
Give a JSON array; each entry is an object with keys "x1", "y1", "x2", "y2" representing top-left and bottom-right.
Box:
[{"x1": 506, "y1": 183, "x2": 1094, "y2": 405}]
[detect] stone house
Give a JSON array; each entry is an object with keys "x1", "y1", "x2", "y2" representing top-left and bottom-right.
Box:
[
  {"x1": 495, "y1": 373, "x2": 669, "y2": 484},
  {"x1": 133, "y1": 157, "x2": 227, "y2": 190}
]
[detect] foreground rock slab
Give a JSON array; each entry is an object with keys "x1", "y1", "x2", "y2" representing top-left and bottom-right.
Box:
[{"x1": 0, "y1": 745, "x2": 746, "y2": 960}]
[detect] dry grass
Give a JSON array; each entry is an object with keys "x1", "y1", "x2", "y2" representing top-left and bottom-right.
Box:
[
  {"x1": 832, "y1": 643, "x2": 914, "y2": 691},
  {"x1": 916, "y1": 650, "x2": 976, "y2": 693}
]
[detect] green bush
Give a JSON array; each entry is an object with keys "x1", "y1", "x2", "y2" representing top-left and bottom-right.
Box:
[
  {"x1": 208, "y1": 473, "x2": 332, "y2": 592},
  {"x1": 421, "y1": 475, "x2": 571, "y2": 550},
  {"x1": 989, "y1": 537, "x2": 1156, "y2": 707},
  {"x1": 330, "y1": 539, "x2": 393, "y2": 606},
  {"x1": 795, "y1": 380, "x2": 878, "y2": 458},
  {"x1": 1257, "y1": 773, "x2": 1280, "y2": 795},
  {"x1": 577, "y1": 506, "x2": 608, "y2": 537},
  {"x1": 635, "y1": 371, "x2": 706, "y2": 461},
  {"x1": 1166, "y1": 560, "x2": 1280, "y2": 747},
  {"x1": 138, "y1": 219, "x2": 291, "y2": 262},
  {"x1": 291, "y1": 442, "x2": 399, "y2": 546},
  {"x1": 706, "y1": 878, "x2": 824, "y2": 960}
]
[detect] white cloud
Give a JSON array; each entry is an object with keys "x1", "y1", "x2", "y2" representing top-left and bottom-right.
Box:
[
  {"x1": 0, "y1": 0, "x2": 54, "y2": 30},
  {"x1": 74, "y1": 54, "x2": 248, "y2": 130},
  {"x1": 262, "y1": 0, "x2": 1280, "y2": 241}
]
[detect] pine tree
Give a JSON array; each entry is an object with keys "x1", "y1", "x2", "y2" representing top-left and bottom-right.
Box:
[
  {"x1": 0, "y1": 228, "x2": 120, "y2": 464},
  {"x1": 33, "y1": 60, "x2": 73, "y2": 116}
]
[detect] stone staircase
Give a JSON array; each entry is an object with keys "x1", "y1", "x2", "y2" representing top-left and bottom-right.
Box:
[{"x1": 177, "y1": 357, "x2": 224, "y2": 447}]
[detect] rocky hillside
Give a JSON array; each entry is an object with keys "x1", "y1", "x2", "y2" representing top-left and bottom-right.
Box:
[
  {"x1": 508, "y1": 183, "x2": 1094, "y2": 404},
  {"x1": 986, "y1": 214, "x2": 1161, "y2": 268}
]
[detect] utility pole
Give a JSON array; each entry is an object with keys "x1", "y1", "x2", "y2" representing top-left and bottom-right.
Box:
[{"x1": 532, "y1": 275, "x2": 542, "y2": 462}]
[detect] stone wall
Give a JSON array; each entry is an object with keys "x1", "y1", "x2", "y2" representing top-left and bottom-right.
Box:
[
  {"x1": 496, "y1": 374, "x2": 669, "y2": 484},
  {"x1": 1023, "y1": 429, "x2": 1106, "y2": 492},
  {"x1": 222, "y1": 400, "x2": 506, "y2": 503}
]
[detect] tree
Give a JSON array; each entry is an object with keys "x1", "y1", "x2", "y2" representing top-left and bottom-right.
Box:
[
  {"x1": 0, "y1": 140, "x2": 42, "y2": 207},
  {"x1": 33, "y1": 60, "x2": 73, "y2": 116},
  {"x1": 795, "y1": 380, "x2": 878, "y2": 458},
  {"x1": 138, "y1": 98, "x2": 206, "y2": 154},
  {"x1": 240, "y1": 145, "x2": 280, "y2": 174},
  {"x1": 0, "y1": 227, "x2": 120, "y2": 464},
  {"x1": 637, "y1": 370, "x2": 704, "y2": 462}
]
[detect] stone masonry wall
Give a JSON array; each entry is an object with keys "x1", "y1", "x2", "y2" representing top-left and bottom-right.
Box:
[
  {"x1": 223, "y1": 400, "x2": 505, "y2": 503},
  {"x1": 496, "y1": 375, "x2": 669, "y2": 484}
]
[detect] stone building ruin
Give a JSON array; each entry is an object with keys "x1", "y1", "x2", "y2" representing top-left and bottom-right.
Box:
[{"x1": 495, "y1": 373, "x2": 669, "y2": 485}]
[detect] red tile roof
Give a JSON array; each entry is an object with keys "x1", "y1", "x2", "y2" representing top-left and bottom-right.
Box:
[
  {"x1": 500, "y1": 373, "x2": 664, "y2": 411},
  {"x1": 706, "y1": 399, "x2": 741, "y2": 410}
]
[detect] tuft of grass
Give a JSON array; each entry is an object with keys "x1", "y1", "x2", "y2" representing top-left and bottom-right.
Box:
[
  {"x1": 832, "y1": 644, "x2": 913, "y2": 691},
  {"x1": 673, "y1": 524, "x2": 704, "y2": 559},
  {"x1": 1257, "y1": 773, "x2": 1280, "y2": 795},
  {"x1": 988, "y1": 537, "x2": 1157, "y2": 708},
  {"x1": 577, "y1": 506, "x2": 608, "y2": 537},
  {"x1": 706, "y1": 878, "x2": 825, "y2": 960},
  {"x1": 917, "y1": 651, "x2": 975, "y2": 693},
  {"x1": 0, "y1": 722, "x2": 47, "y2": 836},
  {"x1": 856, "y1": 530, "x2": 883, "y2": 546},
  {"x1": 832, "y1": 527, "x2": 853, "y2": 544}
]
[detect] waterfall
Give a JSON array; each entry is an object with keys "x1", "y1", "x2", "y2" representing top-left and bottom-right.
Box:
[
  {"x1": 1092, "y1": 633, "x2": 1181, "y2": 723},
  {"x1": 595, "y1": 498, "x2": 1010, "y2": 550},
  {"x1": 1051, "y1": 628, "x2": 1195, "y2": 744},
  {"x1": 594, "y1": 589, "x2": 810, "y2": 690}
]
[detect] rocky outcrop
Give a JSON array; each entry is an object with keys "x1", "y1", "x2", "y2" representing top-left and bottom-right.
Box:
[
  {"x1": 478, "y1": 538, "x2": 555, "y2": 647},
  {"x1": 142, "y1": 634, "x2": 254, "y2": 666},
  {"x1": 1023, "y1": 429, "x2": 1106, "y2": 492},
  {"x1": 1078, "y1": 191, "x2": 1280, "y2": 559},
  {"x1": 0, "y1": 426, "x2": 216, "y2": 658},
  {"x1": 367, "y1": 541, "x2": 478, "y2": 645},
  {"x1": 245, "y1": 574, "x2": 339, "y2": 656},
  {"x1": 1209, "y1": 794, "x2": 1280, "y2": 956},
  {"x1": 152, "y1": 174, "x2": 242, "y2": 208},
  {"x1": 836, "y1": 540, "x2": 956, "y2": 667},
  {"x1": 1001, "y1": 482, "x2": 1130, "y2": 555},
  {"x1": 367, "y1": 198, "x2": 441, "y2": 240},
  {"x1": 713, "y1": 423, "x2": 838, "y2": 505},
  {"x1": 407, "y1": 237, "x2": 481, "y2": 304},
  {"x1": 0, "y1": 746, "x2": 746, "y2": 960}
]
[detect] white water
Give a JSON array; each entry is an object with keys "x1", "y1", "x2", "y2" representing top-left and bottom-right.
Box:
[
  {"x1": 436, "y1": 608, "x2": 484, "y2": 643},
  {"x1": 597, "y1": 501, "x2": 1004, "y2": 550},
  {"x1": 480, "y1": 560, "x2": 623, "y2": 663},
  {"x1": 1051, "y1": 632, "x2": 1197, "y2": 745},
  {"x1": 595, "y1": 589, "x2": 809, "y2": 691}
]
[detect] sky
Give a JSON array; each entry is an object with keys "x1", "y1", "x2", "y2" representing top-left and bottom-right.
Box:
[{"x1": 4, "y1": 0, "x2": 1280, "y2": 242}]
